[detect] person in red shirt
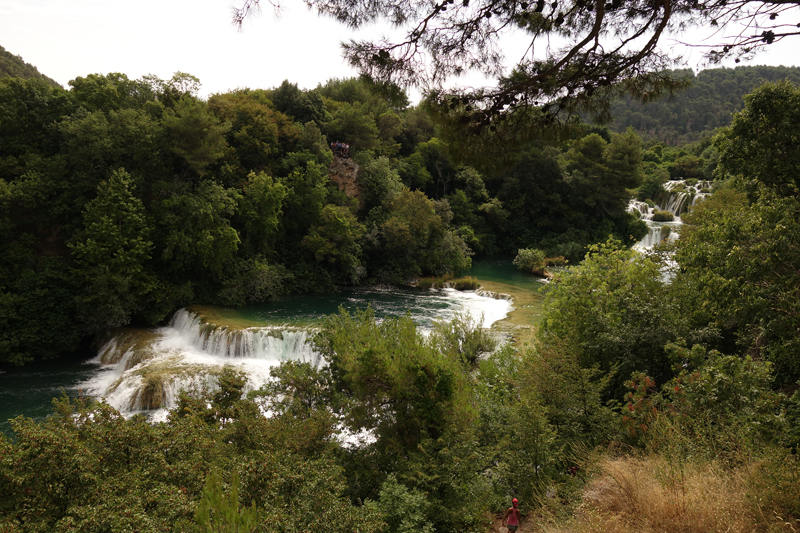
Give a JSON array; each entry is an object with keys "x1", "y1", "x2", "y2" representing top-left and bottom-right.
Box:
[{"x1": 502, "y1": 498, "x2": 521, "y2": 532}]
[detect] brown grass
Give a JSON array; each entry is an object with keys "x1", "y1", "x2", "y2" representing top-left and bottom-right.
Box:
[{"x1": 542, "y1": 456, "x2": 758, "y2": 533}]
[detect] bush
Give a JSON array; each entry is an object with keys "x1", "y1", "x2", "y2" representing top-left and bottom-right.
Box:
[
  {"x1": 513, "y1": 248, "x2": 547, "y2": 274},
  {"x1": 652, "y1": 209, "x2": 674, "y2": 222},
  {"x1": 452, "y1": 276, "x2": 479, "y2": 290}
]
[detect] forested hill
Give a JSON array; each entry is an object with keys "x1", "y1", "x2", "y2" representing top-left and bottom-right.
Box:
[
  {"x1": 607, "y1": 65, "x2": 800, "y2": 143},
  {"x1": 0, "y1": 45, "x2": 61, "y2": 88}
]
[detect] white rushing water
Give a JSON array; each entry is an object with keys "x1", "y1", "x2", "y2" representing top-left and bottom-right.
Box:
[
  {"x1": 629, "y1": 179, "x2": 713, "y2": 250},
  {"x1": 80, "y1": 288, "x2": 511, "y2": 421}
]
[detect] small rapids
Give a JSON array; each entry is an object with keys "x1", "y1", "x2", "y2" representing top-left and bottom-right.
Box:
[{"x1": 79, "y1": 288, "x2": 511, "y2": 420}]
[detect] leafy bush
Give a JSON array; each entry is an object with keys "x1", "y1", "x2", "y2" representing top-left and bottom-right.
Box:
[
  {"x1": 652, "y1": 209, "x2": 674, "y2": 221},
  {"x1": 452, "y1": 276, "x2": 479, "y2": 290},
  {"x1": 513, "y1": 248, "x2": 547, "y2": 274}
]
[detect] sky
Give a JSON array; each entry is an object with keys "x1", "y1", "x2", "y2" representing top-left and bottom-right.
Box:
[{"x1": 2, "y1": 0, "x2": 799, "y2": 101}]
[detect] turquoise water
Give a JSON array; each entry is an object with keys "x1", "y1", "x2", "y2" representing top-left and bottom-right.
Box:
[
  {"x1": 466, "y1": 256, "x2": 548, "y2": 292},
  {"x1": 0, "y1": 352, "x2": 98, "y2": 437}
]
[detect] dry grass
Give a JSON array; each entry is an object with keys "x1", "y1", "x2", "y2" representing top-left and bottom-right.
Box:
[{"x1": 542, "y1": 456, "x2": 759, "y2": 533}]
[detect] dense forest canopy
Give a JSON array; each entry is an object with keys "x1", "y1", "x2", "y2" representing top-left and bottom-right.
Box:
[
  {"x1": 0, "y1": 66, "x2": 650, "y2": 366},
  {"x1": 607, "y1": 65, "x2": 800, "y2": 143}
]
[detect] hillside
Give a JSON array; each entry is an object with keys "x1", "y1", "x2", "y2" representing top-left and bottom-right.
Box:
[
  {"x1": 607, "y1": 65, "x2": 800, "y2": 143},
  {"x1": 0, "y1": 44, "x2": 61, "y2": 88}
]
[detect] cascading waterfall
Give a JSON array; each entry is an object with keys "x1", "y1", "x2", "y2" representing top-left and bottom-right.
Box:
[
  {"x1": 81, "y1": 308, "x2": 321, "y2": 419},
  {"x1": 79, "y1": 288, "x2": 512, "y2": 419},
  {"x1": 629, "y1": 179, "x2": 712, "y2": 250},
  {"x1": 170, "y1": 309, "x2": 319, "y2": 363}
]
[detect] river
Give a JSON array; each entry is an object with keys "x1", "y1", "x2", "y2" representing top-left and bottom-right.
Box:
[{"x1": 0, "y1": 258, "x2": 546, "y2": 436}]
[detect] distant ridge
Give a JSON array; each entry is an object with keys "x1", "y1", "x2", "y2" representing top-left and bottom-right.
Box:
[
  {"x1": 607, "y1": 65, "x2": 800, "y2": 143},
  {"x1": 0, "y1": 45, "x2": 61, "y2": 88}
]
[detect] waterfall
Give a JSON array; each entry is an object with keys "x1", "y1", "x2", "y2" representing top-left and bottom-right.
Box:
[
  {"x1": 82, "y1": 308, "x2": 320, "y2": 418},
  {"x1": 170, "y1": 309, "x2": 319, "y2": 362},
  {"x1": 629, "y1": 179, "x2": 712, "y2": 250},
  {"x1": 79, "y1": 289, "x2": 511, "y2": 419}
]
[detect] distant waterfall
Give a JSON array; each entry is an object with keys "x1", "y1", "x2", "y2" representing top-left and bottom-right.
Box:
[{"x1": 629, "y1": 179, "x2": 712, "y2": 250}]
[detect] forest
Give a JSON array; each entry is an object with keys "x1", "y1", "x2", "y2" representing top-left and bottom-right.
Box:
[
  {"x1": 1, "y1": 53, "x2": 800, "y2": 532},
  {"x1": 0, "y1": 68, "x2": 650, "y2": 366}
]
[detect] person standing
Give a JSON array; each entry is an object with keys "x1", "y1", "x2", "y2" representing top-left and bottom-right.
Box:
[{"x1": 502, "y1": 498, "x2": 521, "y2": 532}]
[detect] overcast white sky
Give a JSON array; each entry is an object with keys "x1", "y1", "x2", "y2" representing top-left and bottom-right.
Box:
[{"x1": 2, "y1": 0, "x2": 799, "y2": 101}]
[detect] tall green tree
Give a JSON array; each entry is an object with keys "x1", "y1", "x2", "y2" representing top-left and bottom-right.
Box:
[
  {"x1": 69, "y1": 169, "x2": 155, "y2": 331},
  {"x1": 714, "y1": 80, "x2": 800, "y2": 197},
  {"x1": 675, "y1": 187, "x2": 800, "y2": 386},
  {"x1": 162, "y1": 96, "x2": 230, "y2": 177},
  {"x1": 540, "y1": 239, "x2": 692, "y2": 393}
]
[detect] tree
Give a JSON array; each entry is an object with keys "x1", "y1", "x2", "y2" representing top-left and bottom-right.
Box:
[
  {"x1": 302, "y1": 204, "x2": 367, "y2": 284},
  {"x1": 357, "y1": 155, "x2": 403, "y2": 212},
  {"x1": 368, "y1": 189, "x2": 472, "y2": 281},
  {"x1": 69, "y1": 169, "x2": 156, "y2": 331},
  {"x1": 563, "y1": 129, "x2": 643, "y2": 218},
  {"x1": 714, "y1": 80, "x2": 800, "y2": 197},
  {"x1": 233, "y1": 0, "x2": 797, "y2": 140},
  {"x1": 270, "y1": 79, "x2": 326, "y2": 125},
  {"x1": 162, "y1": 96, "x2": 230, "y2": 176},
  {"x1": 675, "y1": 187, "x2": 800, "y2": 386},
  {"x1": 234, "y1": 171, "x2": 287, "y2": 257},
  {"x1": 540, "y1": 238, "x2": 693, "y2": 393},
  {"x1": 155, "y1": 180, "x2": 240, "y2": 279}
]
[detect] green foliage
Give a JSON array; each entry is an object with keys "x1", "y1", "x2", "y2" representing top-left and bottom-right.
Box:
[
  {"x1": 540, "y1": 238, "x2": 691, "y2": 393},
  {"x1": 563, "y1": 129, "x2": 643, "y2": 218},
  {"x1": 302, "y1": 204, "x2": 366, "y2": 284},
  {"x1": 155, "y1": 180, "x2": 240, "y2": 280},
  {"x1": 0, "y1": 77, "x2": 75, "y2": 171},
  {"x1": 370, "y1": 189, "x2": 473, "y2": 281},
  {"x1": 69, "y1": 168, "x2": 155, "y2": 331},
  {"x1": 430, "y1": 311, "x2": 497, "y2": 366},
  {"x1": 523, "y1": 339, "x2": 618, "y2": 448},
  {"x1": 377, "y1": 474, "x2": 433, "y2": 533},
  {"x1": 327, "y1": 100, "x2": 380, "y2": 153},
  {"x1": 69, "y1": 72, "x2": 157, "y2": 113},
  {"x1": 675, "y1": 187, "x2": 800, "y2": 385},
  {"x1": 651, "y1": 208, "x2": 674, "y2": 221},
  {"x1": 357, "y1": 155, "x2": 403, "y2": 212},
  {"x1": 195, "y1": 471, "x2": 259, "y2": 533},
  {"x1": 513, "y1": 248, "x2": 547, "y2": 274},
  {"x1": 0, "y1": 45, "x2": 61, "y2": 87},
  {"x1": 313, "y1": 307, "x2": 471, "y2": 446},
  {"x1": 234, "y1": 171, "x2": 286, "y2": 257},
  {"x1": 270, "y1": 80, "x2": 325, "y2": 125},
  {"x1": 608, "y1": 66, "x2": 800, "y2": 143},
  {"x1": 163, "y1": 96, "x2": 230, "y2": 176},
  {"x1": 715, "y1": 80, "x2": 800, "y2": 197}
]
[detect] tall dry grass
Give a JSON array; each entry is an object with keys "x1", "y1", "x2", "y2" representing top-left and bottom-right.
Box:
[{"x1": 539, "y1": 454, "x2": 798, "y2": 533}]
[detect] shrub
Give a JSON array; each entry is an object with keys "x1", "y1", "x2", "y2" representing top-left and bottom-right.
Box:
[
  {"x1": 452, "y1": 276, "x2": 479, "y2": 290},
  {"x1": 417, "y1": 277, "x2": 435, "y2": 290},
  {"x1": 652, "y1": 209, "x2": 674, "y2": 222},
  {"x1": 513, "y1": 248, "x2": 547, "y2": 274}
]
